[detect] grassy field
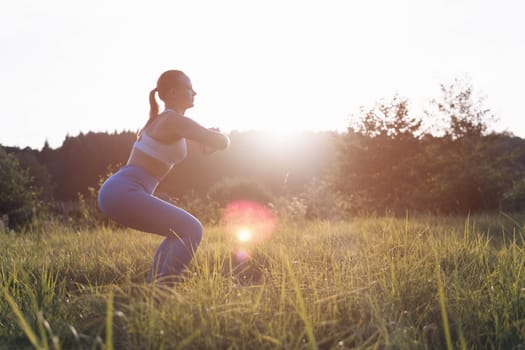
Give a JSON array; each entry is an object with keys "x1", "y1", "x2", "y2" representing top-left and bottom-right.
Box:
[{"x1": 1, "y1": 214, "x2": 525, "y2": 349}]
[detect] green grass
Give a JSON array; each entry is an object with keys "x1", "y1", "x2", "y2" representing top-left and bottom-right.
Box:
[{"x1": 1, "y1": 214, "x2": 525, "y2": 349}]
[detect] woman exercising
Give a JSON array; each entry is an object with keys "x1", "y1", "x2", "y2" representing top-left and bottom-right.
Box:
[{"x1": 98, "y1": 70, "x2": 230, "y2": 284}]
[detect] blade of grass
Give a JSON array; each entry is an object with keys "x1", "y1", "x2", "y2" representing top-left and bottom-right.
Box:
[
  {"x1": 435, "y1": 256, "x2": 453, "y2": 350},
  {"x1": 106, "y1": 288, "x2": 114, "y2": 350},
  {"x1": 4, "y1": 289, "x2": 42, "y2": 349},
  {"x1": 283, "y1": 255, "x2": 317, "y2": 350}
]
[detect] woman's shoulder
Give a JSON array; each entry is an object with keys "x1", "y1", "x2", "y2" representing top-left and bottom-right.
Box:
[
  {"x1": 159, "y1": 110, "x2": 190, "y2": 126},
  {"x1": 148, "y1": 111, "x2": 185, "y2": 130},
  {"x1": 146, "y1": 112, "x2": 186, "y2": 141},
  {"x1": 151, "y1": 110, "x2": 212, "y2": 141},
  {"x1": 160, "y1": 111, "x2": 201, "y2": 131}
]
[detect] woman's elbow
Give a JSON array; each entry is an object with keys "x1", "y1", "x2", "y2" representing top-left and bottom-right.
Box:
[{"x1": 217, "y1": 134, "x2": 230, "y2": 150}]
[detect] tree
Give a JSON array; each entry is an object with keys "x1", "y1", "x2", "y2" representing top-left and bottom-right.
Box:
[
  {"x1": 349, "y1": 96, "x2": 423, "y2": 140},
  {"x1": 419, "y1": 78, "x2": 517, "y2": 212},
  {"x1": 10, "y1": 147, "x2": 54, "y2": 201},
  {"x1": 414, "y1": 134, "x2": 521, "y2": 213},
  {"x1": 332, "y1": 81, "x2": 523, "y2": 215},
  {"x1": 333, "y1": 97, "x2": 427, "y2": 214},
  {"x1": 427, "y1": 77, "x2": 496, "y2": 139},
  {"x1": 0, "y1": 146, "x2": 40, "y2": 228}
]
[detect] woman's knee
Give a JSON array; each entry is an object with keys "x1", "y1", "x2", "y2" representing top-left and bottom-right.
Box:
[
  {"x1": 171, "y1": 211, "x2": 203, "y2": 244},
  {"x1": 188, "y1": 216, "x2": 203, "y2": 244}
]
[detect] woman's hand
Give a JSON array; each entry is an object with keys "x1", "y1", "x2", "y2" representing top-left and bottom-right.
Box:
[{"x1": 201, "y1": 143, "x2": 217, "y2": 155}]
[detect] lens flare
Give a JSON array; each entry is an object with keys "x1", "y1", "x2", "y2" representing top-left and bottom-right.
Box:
[
  {"x1": 235, "y1": 248, "x2": 251, "y2": 263},
  {"x1": 222, "y1": 200, "x2": 277, "y2": 245},
  {"x1": 237, "y1": 228, "x2": 252, "y2": 242}
]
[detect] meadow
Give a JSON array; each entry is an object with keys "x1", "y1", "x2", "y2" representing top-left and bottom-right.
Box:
[{"x1": 1, "y1": 213, "x2": 525, "y2": 349}]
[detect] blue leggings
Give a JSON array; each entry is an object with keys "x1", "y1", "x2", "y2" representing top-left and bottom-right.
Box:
[{"x1": 97, "y1": 165, "x2": 203, "y2": 283}]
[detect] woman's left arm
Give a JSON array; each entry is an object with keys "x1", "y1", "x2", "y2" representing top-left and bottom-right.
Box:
[{"x1": 168, "y1": 115, "x2": 230, "y2": 150}]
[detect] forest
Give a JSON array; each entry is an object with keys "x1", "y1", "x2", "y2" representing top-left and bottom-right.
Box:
[{"x1": 2, "y1": 79, "x2": 525, "y2": 229}]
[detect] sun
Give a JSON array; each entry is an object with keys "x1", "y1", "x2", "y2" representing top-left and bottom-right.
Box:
[
  {"x1": 237, "y1": 228, "x2": 252, "y2": 242},
  {"x1": 222, "y1": 200, "x2": 277, "y2": 245}
]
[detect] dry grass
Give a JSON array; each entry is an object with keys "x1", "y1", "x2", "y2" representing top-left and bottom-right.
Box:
[{"x1": 1, "y1": 213, "x2": 525, "y2": 349}]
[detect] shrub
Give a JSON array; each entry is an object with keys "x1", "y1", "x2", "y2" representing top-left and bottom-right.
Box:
[
  {"x1": 0, "y1": 146, "x2": 41, "y2": 229},
  {"x1": 208, "y1": 177, "x2": 274, "y2": 207}
]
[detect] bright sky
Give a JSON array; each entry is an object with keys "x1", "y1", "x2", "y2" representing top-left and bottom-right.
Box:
[{"x1": 1, "y1": 0, "x2": 524, "y2": 149}]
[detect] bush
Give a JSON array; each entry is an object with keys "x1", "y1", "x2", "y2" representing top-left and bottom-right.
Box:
[
  {"x1": 208, "y1": 177, "x2": 274, "y2": 207},
  {"x1": 302, "y1": 178, "x2": 343, "y2": 220},
  {"x1": 0, "y1": 146, "x2": 41, "y2": 229}
]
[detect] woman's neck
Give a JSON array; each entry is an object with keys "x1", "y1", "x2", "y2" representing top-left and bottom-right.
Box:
[{"x1": 164, "y1": 103, "x2": 185, "y2": 115}]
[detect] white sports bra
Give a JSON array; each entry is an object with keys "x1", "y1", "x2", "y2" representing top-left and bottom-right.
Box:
[
  {"x1": 131, "y1": 132, "x2": 187, "y2": 166},
  {"x1": 129, "y1": 110, "x2": 187, "y2": 167}
]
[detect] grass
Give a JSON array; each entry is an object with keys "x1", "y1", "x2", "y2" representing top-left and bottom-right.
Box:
[{"x1": 1, "y1": 213, "x2": 525, "y2": 349}]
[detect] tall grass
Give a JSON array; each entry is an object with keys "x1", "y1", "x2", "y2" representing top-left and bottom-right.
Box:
[{"x1": 1, "y1": 213, "x2": 525, "y2": 349}]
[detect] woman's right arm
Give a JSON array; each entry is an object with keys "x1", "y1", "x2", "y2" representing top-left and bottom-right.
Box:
[{"x1": 167, "y1": 114, "x2": 230, "y2": 150}]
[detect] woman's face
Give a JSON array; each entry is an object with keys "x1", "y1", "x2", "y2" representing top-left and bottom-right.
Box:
[{"x1": 171, "y1": 74, "x2": 197, "y2": 109}]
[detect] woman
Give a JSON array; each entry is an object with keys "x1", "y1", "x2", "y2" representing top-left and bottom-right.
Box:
[{"x1": 98, "y1": 70, "x2": 230, "y2": 285}]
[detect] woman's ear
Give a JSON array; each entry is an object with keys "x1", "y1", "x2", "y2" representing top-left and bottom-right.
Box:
[{"x1": 168, "y1": 87, "x2": 177, "y2": 98}]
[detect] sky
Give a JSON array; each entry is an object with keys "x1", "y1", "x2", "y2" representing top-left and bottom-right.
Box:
[{"x1": 1, "y1": 0, "x2": 524, "y2": 150}]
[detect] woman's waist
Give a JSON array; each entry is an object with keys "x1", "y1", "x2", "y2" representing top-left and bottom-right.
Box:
[
  {"x1": 112, "y1": 164, "x2": 161, "y2": 193},
  {"x1": 126, "y1": 148, "x2": 174, "y2": 181}
]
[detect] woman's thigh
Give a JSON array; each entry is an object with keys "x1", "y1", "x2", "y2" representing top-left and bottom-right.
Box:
[
  {"x1": 99, "y1": 177, "x2": 202, "y2": 238},
  {"x1": 133, "y1": 193, "x2": 202, "y2": 239}
]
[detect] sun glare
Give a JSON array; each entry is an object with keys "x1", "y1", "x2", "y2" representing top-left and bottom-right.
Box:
[
  {"x1": 222, "y1": 200, "x2": 277, "y2": 244},
  {"x1": 237, "y1": 228, "x2": 252, "y2": 242}
]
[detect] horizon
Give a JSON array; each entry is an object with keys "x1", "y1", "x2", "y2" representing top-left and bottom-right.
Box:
[{"x1": 3, "y1": 127, "x2": 347, "y2": 151}]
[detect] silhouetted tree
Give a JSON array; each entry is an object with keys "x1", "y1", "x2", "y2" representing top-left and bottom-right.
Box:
[
  {"x1": 332, "y1": 81, "x2": 525, "y2": 215},
  {"x1": 0, "y1": 146, "x2": 40, "y2": 228},
  {"x1": 427, "y1": 77, "x2": 496, "y2": 139},
  {"x1": 8, "y1": 147, "x2": 54, "y2": 201},
  {"x1": 333, "y1": 97, "x2": 426, "y2": 214},
  {"x1": 51, "y1": 131, "x2": 135, "y2": 199}
]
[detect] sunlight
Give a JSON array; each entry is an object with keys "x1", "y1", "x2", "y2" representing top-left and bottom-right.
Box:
[
  {"x1": 222, "y1": 200, "x2": 276, "y2": 245},
  {"x1": 256, "y1": 130, "x2": 305, "y2": 151},
  {"x1": 237, "y1": 228, "x2": 252, "y2": 242}
]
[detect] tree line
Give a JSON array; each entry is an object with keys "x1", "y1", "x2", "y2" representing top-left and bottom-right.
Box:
[
  {"x1": 2, "y1": 78, "x2": 525, "y2": 228},
  {"x1": 1, "y1": 129, "x2": 337, "y2": 227}
]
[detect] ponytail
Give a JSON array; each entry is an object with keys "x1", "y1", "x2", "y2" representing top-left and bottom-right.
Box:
[
  {"x1": 137, "y1": 88, "x2": 159, "y2": 138},
  {"x1": 149, "y1": 88, "x2": 159, "y2": 120}
]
